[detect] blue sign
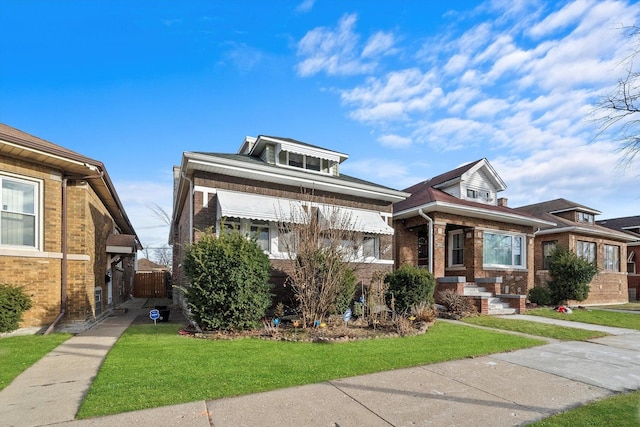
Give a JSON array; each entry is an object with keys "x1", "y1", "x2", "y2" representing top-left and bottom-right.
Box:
[
  {"x1": 149, "y1": 309, "x2": 160, "y2": 320},
  {"x1": 343, "y1": 308, "x2": 352, "y2": 322}
]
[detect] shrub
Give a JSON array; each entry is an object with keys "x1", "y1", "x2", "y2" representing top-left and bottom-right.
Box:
[
  {"x1": 182, "y1": 229, "x2": 272, "y2": 331},
  {"x1": 528, "y1": 286, "x2": 552, "y2": 306},
  {"x1": 0, "y1": 283, "x2": 32, "y2": 333},
  {"x1": 547, "y1": 246, "x2": 598, "y2": 305},
  {"x1": 384, "y1": 264, "x2": 435, "y2": 313},
  {"x1": 333, "y1": 268, "x2": 357, "y2": 315},
  {"x1": 410, "y1": 301, "x2": 437, "y2": 323},
  {"x1": 437, "y1": 289, "x2": 476, "y2": 318}
]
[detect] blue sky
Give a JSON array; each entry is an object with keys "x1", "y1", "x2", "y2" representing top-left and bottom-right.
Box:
[{"x1": 1, "y1": 0, "x2": 639, "y2": 252}]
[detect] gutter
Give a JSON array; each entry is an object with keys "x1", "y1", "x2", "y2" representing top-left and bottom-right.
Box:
[{"x1": 418, "y1": 208, "x2": 434, "y2": 274}]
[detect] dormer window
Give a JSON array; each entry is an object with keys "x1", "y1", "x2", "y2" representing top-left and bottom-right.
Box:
[
  {"x1": 278, "y1": 150, "x2": 333, "y2": 174},
  {"x1": 466, "y1": 189, "x2": 491, "y2": 202},
  {"x1": 577, "y1": 212, "x2": 594, "y2": 224}
]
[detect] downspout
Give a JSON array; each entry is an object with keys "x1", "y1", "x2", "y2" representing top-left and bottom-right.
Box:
[
  {"x1": 418, "y1": 208, "x2": 434, "y2": 274},
  {"x1": 181, "y1": 171, "x2": 194, "y2": 245},
  {"x1": 45, "y1": 170, "x2": 104, "y2": 335},
  {"x1": 44, "y1": 177, "x2": 68, "y2": 335}
]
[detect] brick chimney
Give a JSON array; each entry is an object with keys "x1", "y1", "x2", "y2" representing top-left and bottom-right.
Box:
[{"x1": 497, "y1": 197, "x2": 508, "y2": 207}]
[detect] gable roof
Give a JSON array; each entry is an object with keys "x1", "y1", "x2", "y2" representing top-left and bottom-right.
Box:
[
  {"x1": 515, "y1": 199, "x2": 635, "y2": 242},
  {"x1": 137, "y1": 258, "x2": 168, "y2": 271},
  {"x1": 394, "y1": 159, "x2": 549, "y2": 227},
  {"x1": 0, "y1": 123, "x2": 140, "y2": 243}
]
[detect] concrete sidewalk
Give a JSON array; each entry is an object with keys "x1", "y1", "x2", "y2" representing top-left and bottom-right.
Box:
[
  {"x1": 0, "y1": 298, "x2": 148, "y2": 427},
  {"x1": 2, "y1": 305, "x2": 639, "y2": 427}
]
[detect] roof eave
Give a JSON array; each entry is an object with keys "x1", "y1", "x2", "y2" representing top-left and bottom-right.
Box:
[
  {"x1": 394, "y1": 201, "x2": 555, "y2": 227},
  {"x1": 535, "y1": 226, "x2": 638, "y2": 241},
  {"x1": 181, "y1": 152, "x2": 409, "y2": 202}
]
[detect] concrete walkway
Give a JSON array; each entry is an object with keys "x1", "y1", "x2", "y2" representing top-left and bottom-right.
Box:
[{"x1": 1, "y1": 304, "x2": 639, "y2": 427}]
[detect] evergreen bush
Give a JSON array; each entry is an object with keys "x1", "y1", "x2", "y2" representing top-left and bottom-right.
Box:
[
  {"x1": 0, "y1": 283, "x2": 32, "y2": 333},
  {"x1": 182, "y1": 229, "x2": 272, "y2": 331},
  {"x1": 384, "y1": 264, "x2": 435, "y2": 313},
  {"x1": 527, "y1": 286, "x2": 552, "y2": 306},
  {"x1": 333, "y1": 268, "x2": 357, "y2": 315},
  {"x1": 547, "y1": 246, "x2": 598, "y2": 305}
]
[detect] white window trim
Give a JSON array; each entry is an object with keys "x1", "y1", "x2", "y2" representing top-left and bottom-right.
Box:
[
  {"x1": 603, "y1": 244, "x2": 620, "y2": 272},
  {"x1": 448, "y1": 230, "x2": 464, "y2": 267},
  {"x1": 482, "y1": 230, "x2": 526, "y2": 269},
  {"x1": 0, "y1": 173, "x2": 43, "y2": 251}
]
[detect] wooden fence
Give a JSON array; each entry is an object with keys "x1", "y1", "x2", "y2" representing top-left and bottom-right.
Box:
[{"x1": 134, "y1": 271, "x2": 168, "y2": 298}]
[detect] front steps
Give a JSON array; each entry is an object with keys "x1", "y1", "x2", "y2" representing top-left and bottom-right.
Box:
[
  {"x1": 437, "y1": 276, "x2": 525, "y2": 315},
  {"x1": 463, "y1": 285, "x2": 517, "y2": 315}
]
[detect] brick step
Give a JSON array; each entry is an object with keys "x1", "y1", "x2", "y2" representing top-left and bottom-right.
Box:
[
  {"x1": 463, "y1": 285, "x2": 492, "y2": 297},
  {"x1": 488, "y1": 297, "x2": 516, "y2": 315}
]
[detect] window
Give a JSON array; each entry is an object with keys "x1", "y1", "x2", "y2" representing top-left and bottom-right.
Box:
[
  {"x1": 1, "y1": 176, "x2": 38, "y2": 248},
  {"x1": 628, "y1": 252, "x2": 636, "y2": 274},
  {"x1": 418, "y1": 234, "x2": 430, "y2": 267},
  {"x1": 362, "y1": 235, "x2": 379, "y2": 258},
  {"x1": 278, "y1": 150, "x2": 332, "y2": 174},
  {"x1": 542, "y1": 241, "x2": 557, "y2": 269},
  {"x1": 288, "y1": 152, "x2": 304, "y2": 168},
  {"x1": 250, "y1": 220, "x2": 270, "y2": 252},
  {"x1": 466, "y1": 189, "x2": 490, "y2": 201},
  {"x1": 306, "y1": 156, "x2": 321, "y2": 171},
  {"x1": 576, "y1": 240, "x2": 596, "y2": 264},
  {"x1": 577, "y1": 212, "x2": 594, "y2": 224},
  {"x1": 449, "y1": 231, "x2": 464, "y2": 266},
  {"x1": 483, "y1": 231, "x2": 525, "y2": 268},
  {"x1": 604, "y1": 244, "x2": 620, "y2": 272},
  {"x1": 221, "y1": 217, "x2": 241, "y2": 233}
]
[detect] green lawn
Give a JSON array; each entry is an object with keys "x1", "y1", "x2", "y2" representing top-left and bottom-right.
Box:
[
  {"x1": 461, "y1": 316, "x2": 608, "y2": 340},
  {"x1": 0, "y1": 333, "x2": 71, "y2": 390},
  {"x1": 77, "y1": 321, "x2": 544, "y2": 418},
  {"x1": 528, "y1": 308, "x2": 640, "y2": 330},
  {"x1": 527, "y1": 390, "x2": 640, "y2": 426}
]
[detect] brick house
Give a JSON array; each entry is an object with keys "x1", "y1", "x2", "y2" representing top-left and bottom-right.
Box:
[
  {"x1": 596, "y1": 215, "x2": 640, "y2": 301},
  {"x1": 0, "y1": 123, "x2": 140, "y2": 332},
  {"x1": 170, "y1": 135, "x2": 408, "y2": 307},
  {"x1": 393, "y1": 159, "x2": 552, "y2": 314},
  {"x1": 515, "y1": 199, "x2": 635, "y2": 305}
]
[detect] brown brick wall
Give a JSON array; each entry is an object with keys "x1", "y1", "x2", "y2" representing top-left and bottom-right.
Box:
[
  {"x1": 395, "y1": 211, "x2": 536, "y2": 294},
  {"x1": 532, "y1": 232, "x2": 629, "y2": 305},
  {"x1": 1, "y1": 156, "x2": 130, "y2": 328},
  {"x1": 174, "y1": 171, "x2": 396, "y2": 307}
]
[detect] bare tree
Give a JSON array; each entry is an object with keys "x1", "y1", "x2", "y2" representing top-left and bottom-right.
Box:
[
  {"x1": 595, "y1": 26, "x2": 640, "y2": 167},
  {"x1": 153, "y1": 246, "x2": 172, "y2": 270},
  {"x1": 278, "y1": 198, "x2": 362, "y2": 327}
]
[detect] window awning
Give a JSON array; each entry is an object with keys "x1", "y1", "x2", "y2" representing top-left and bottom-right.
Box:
[
  {"x1": 216, "y1": 190, "x2": 307, "y2": 223},
  {"x1": 318, "y1": 205, "x2": 394, "y2": 235}
]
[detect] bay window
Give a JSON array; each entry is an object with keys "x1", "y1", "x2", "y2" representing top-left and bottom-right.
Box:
[{"x1": 483, "y1": 231, "x2": 525, "y2": 268}]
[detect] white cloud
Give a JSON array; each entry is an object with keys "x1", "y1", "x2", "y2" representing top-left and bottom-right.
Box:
[
  {"x1": 297, "y1": 0, "x2": 640, "y2": 216},
  {"x1": 362, "y1": 31, "x2": 398, "y2": 58},
  {"x1": 295, "y1": 0, "x2": 315, "y2": 13},
  {"x1": 378, "y1": 134, "x2": 413, "y2": 148},
  {"x1": 296, "y1": 13, "x2": 378, "y2": 76},
  {"x1": 528, "y1": 0, "x2": 593, "y2": 38}
]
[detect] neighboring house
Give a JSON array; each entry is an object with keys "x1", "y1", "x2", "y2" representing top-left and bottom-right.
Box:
[
  {"x1": 0, "y1": 123, "x2": 141, "y2": 332},
  {"x1": 170, "y1": 135, "x2": 408, "y2": 306},
  {"x1": 597, "y1": 215, "x2": 640, "y2": 301},
  {"x1": 515, "y1": 199, "x2": 635, "y2": 305},
  {"x1": 393, "y1": 159, "x2": 553, "y2": 314}
]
